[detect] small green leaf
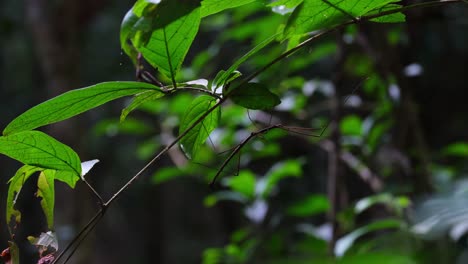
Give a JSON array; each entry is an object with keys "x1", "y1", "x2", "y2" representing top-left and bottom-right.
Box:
[
  {"x1": 212, "y1": 34, "x2": 278, "y2": 91},
  {"x1": 6, "y1": 165, "x2": 43, "y2": 226},
  {"x1": 224, "y1": 170, "x2": 256, "y2": 199},
  {"x1": 3, "y1": 81, "x2": 161, "y2": 135},
  {"x1": 201, "y1": 0, "x2": 258, "y2": 17},
  {"x1": 340, "y1": 115, "x2": 362, "y2": 136},
  {"x1": 0, "y1": 131, "x2": 82, "y2": 175},
  {"x1": 287, "y1": 195, "x2": 330, "y2": 217},
  {"x1": 179, "y1": 95, "x2": 220, "y2": 159},
  {"x1": 229, "y1": 82, "x2": 281, "y2": 110},
  {"x1": 37, "y1": 170, "x2": 55, "y2": 229},
  {"x1": 121, "y1": 90, "x2": 165, "y2": 122},
  {"x1": 137, "y1": 3, "x2": 201, "y2": 83}
]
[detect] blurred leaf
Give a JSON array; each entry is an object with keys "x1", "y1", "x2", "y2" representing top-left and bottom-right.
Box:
[
  {"x1": 339, "y1": 252, "x2": 415, "y2": 264},
  {"x1": 287, "y1": 194, "x2": 330, "y2": 217},
  {"x1": 121, "y1": 90, "x2": 165, "y2": 122},
  {"x1": 37, "y1": 170, "x2": 55, "y2": 229},
  {"x1": 355, "y1": 193, "x2": 410, "y2": 215},
  {"x1": 366, "y1": 119, "x2": 392, "y2": 152},
  {"x1": 442, "y1": 142, "x2": 468, "y2": 157},
  {"x1": 229, "y1": 83, "x2": 281, "y2": 110},
  {"x1": 179, "y1": 95, "x2": 220, "y2": 159},
  {"x1": 203, "y1": 248, "x2": 223, "y2": 264},
  {"x1": 410, "y1": 182, "x2": 468, "y2": 240},
  {"x1": 204, "y1": 191, "x2": 249, "y2": 207},
  {"x1": 0, "y1": 131, "x2": 81, "y2": 176},
  {"x1": 335, "y1": 219, "x2": 402, "y2": 257},
  {"x1": 3, "y1": 82, "x2": 161, "y2": 135},
  {"x1": 340, "y1": 115, "x2": 362, "y2": 136},
  {"x1": 224, "y1": 170, "x2": 256, "y2": 199},
  {"x1": 6, "y1": 165, "x2": 42, "y2": 227},
  {"x1": 201, "y1": 0, "x2": 258, "y2": 17},
  {"x1": 152, "y1": 167, "x2": 186, "y2": 184},
  {"x1": 94, "y1": 118, "x2": 154, "y2": 136},
  {"x1": 137, "y1": 3, "x2": 201, "y2": 82},
  {"x1": 261, "y1": 159, "x2": 302, "y2": 197}
]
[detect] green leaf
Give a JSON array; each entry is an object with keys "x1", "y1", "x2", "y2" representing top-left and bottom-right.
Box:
[
  {"x1": 201, "y1": 0, "x2": 258, "y2": 17},
  {"x1": 6, "y1": 165, "x2": 43, "y2": 226},
  {"x1": 0, "y1": 131, "x2": 82, "y2": 175},
  {"x1": 284, "y1": 0, "x2": 397, "y2": 38},
  {"x1": 442, "y1": 142, "x2": 468, "y2": 157},
  {"x1": 120, "y1": 90, "x2": 165, "y2": 122},
  {"x1": 54, "y1": 171, "x2": 80, "y2": 189},
  {"x1": 355, "y1": 193, "x2": 410, "y2": 216},
  {"x1": 37, "y1": 170, "x2": 55, "y2": 229},
  {"x1": 137, "y1": 3, "x2": 201, "y2": 83},
  {"x1": 335, "y1": 219, "x2": 402, "y2": 257},
  {"x1": 368, "y1": 4, "x2": 405, "y2": 23},
  {"x1": 179, "y1": 95, "x2": 220, "y2": 159},
  {"x1": 120, "y1": 9, "x2": 140, "y2": 63},
  {"x1": 261, "y1": 159, "x2": 302, "y2": 197},
  {"x1": 152, "y1": 167, "x2": 186, "y2": 184},
  {"x1": 212, "y1": 34, "x2": 278, "y2": 91},
  {"x1": 340, "y1": 115, "x2": 362, "y2": 136},
  {"x1": 229, "y1": 82, "x2": 281, "y2": 110},
  {"x1": 3, "y1": 81, "x2": 161, "y2": 135},
  {"x1": 224, "y1": 170, "x2": 256, "y2": 199},
  {"x1": 287, "y1": 194, "x2": 330, "y2": 217}
]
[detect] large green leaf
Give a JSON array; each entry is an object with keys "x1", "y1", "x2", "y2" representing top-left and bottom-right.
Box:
[
  {"x1": 6, "y1": 165, "x2": 43, "y2": 226},
  {"x1": 200, "y1": 0, "x2": 258, "y2": 17},
  {"x1": 37, "y1": 170, "x2": 55, "y2": 229},
  {"x1": 0, "y1": 131, "x2": 82, "y2": 175},
  {"x1": 229, "y1": 82, "x2": 281, "y2": 110},
  {"x1": 179, "y1": 95, "x2": 220, "y2": 159},
  {"x1": 3, "y1": 81, "x2": 161, "y2": 135},
  {"x1": 136, "y1": 2, "x2": 201, "y2": 83},
  {"x1": 284, "y1": 0, "x2": 398, "y2": 38}
]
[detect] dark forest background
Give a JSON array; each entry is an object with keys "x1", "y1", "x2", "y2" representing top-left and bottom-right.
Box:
[{"x1": 1, "y1": 1, "x2": 468, "y2": 263}]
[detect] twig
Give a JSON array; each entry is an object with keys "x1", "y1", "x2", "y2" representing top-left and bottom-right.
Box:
[{"x1": 81, "y1": 179, "x2": 105, "y2": 206}]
